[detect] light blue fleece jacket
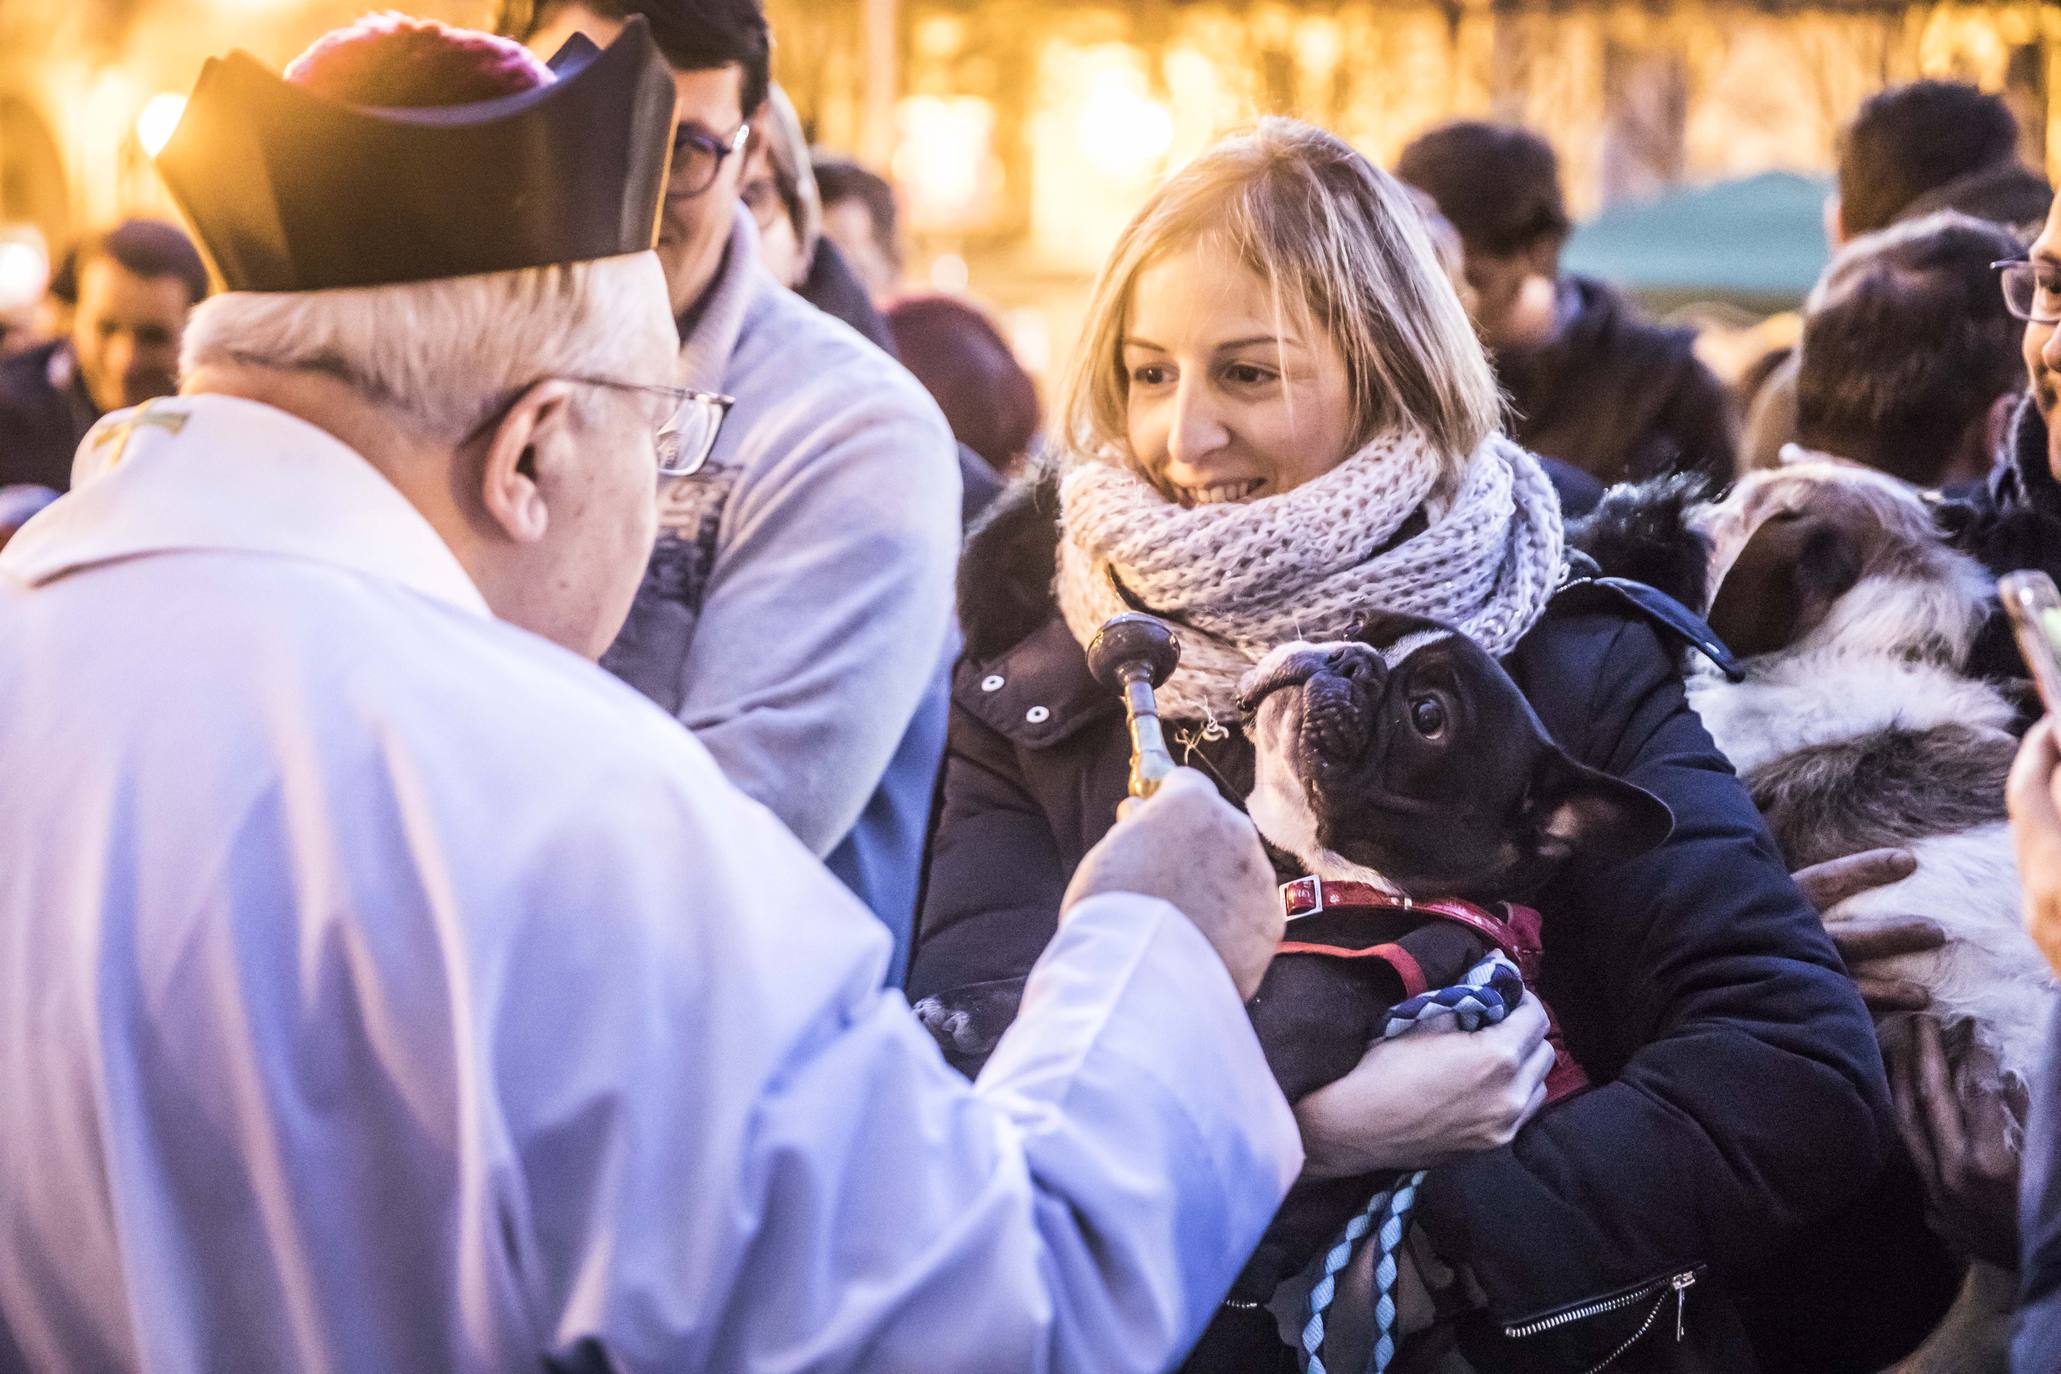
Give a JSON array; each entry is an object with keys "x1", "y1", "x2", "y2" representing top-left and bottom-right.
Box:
[{"x1": 604, "y1": 208, "x2": 960, "y2": 979}]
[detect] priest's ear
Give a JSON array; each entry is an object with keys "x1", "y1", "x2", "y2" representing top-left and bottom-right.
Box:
[{"x1": 474, "y1": 379, "x2": 582, "y2": 543}]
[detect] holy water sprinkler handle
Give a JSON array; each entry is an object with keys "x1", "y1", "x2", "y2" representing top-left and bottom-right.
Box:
[{"x1": 1086, "y1": 613, "x2": 1182, "y2": 799}]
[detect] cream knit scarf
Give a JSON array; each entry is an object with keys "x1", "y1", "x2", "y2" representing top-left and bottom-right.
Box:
[{"x1": 1055, "y1": 427, "x2": 1566, "y2": 723}]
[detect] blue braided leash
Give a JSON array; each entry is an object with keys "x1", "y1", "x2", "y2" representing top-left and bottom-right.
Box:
[{"x1": 1299, "y1": 953, "x2": 1525, "y2": 1374}]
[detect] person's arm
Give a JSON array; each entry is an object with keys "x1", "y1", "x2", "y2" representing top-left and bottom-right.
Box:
[
  {"x1": 1794, "y1": 847, "x2": 1947, "y2": 1013},
  {"x1": 674, "y1": 376, "x2": 960, "y2": 856},
  {"x1": 1410, "y1": 618, "x2": 1891, "y2": 1341},
  {"x1": 498, "y1": 751, "x2": 1302, "y2": 1374}
]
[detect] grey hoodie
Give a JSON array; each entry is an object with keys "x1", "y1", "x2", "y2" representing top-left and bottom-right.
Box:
[{"x1": 605, "y1": 208, "x2": 959, "y2": 977}]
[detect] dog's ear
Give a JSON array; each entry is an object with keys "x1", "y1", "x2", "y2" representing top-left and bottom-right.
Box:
[
  {"x1": 1706, "y1": 510, "x2": 1863, "y2": 658},
  {"x1": 1530, "y1": 751, "x2": 1674, "y2": 868}
]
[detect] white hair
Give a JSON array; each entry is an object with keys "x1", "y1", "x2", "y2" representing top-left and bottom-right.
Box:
[{"x1": 180, "y1": 252, "x2": 674, "y2": 441}]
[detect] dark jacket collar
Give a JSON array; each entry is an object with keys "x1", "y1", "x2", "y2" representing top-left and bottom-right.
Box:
[
  {"x1": 1988, "y1": 393, "x2": 2060, "y2": 522},
  {"x1": 1492, "y1": 275, "x2": 1644, "y2": 403},
  {"x1": 953, "y1": 464, "x2": 1111, "y2": 747},
  {"x1": 959, "y1": 463, "x2": 1064, "y2": 663}
]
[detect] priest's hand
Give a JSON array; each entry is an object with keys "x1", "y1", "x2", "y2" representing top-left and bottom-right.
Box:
[
  {"x1": 1062, "y1": 767, "x2": 1282, "y2": 999},
  {"x1": 2009, "y1": 718, "x2": 2061, "y2": 979}
]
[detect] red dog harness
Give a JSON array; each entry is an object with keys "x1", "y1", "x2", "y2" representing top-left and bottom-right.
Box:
[{"x1": 1277, "y1": 876, "x2": 1589, "y2": 1102}]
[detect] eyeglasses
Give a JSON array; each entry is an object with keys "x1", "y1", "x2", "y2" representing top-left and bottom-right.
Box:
[
  {"x1": 469, "y1": 378, "x2": 732, "y2": 477},
  {"x1": 1995, "y1": 259, "x2": 2061, "y2": 325},
  {"x1": 741, "y1": 175, "x2": 787, "y2": 233},
  {"x1": 669, "y1": 121, "x2": 751, "y2": 200},
  {"x1": 569, "y1": 377, "x2": 733, "y2": 476}
]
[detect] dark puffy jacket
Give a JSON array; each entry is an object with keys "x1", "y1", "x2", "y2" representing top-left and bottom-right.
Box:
[
  {"x1": 1939, "y1": 395, "x2": 2061, "y2": 696},
  {"x1": 0, "y1": 339, "x2": 97, "y2": 492},
  {"x1": 911, "y1": 478, "x2": 1892, "y2": 1371},
  {"x1": 1497, "y1": 275, "x2": 1737, "y2": 488},
  {"x1": 797, "y1": 238, "x2": 899, "y2": 358}
]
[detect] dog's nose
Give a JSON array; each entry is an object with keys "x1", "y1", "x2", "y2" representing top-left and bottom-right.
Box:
[{"x1": 1324, "y1": 643, "x2": 1382, "y2": 685}]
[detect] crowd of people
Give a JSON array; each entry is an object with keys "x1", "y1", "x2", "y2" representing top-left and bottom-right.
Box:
[{"x1": 5, "y1": 1, "x2": 2061, "y2": 1371}]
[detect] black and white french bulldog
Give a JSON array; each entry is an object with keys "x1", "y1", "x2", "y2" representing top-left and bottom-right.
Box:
[
  {"x1": 1238, "y1": 610, "x2": 1671, "y2": 926},
  {"x1": 1176, "y1": 613, "x2": 1673, "y2": 1340}
]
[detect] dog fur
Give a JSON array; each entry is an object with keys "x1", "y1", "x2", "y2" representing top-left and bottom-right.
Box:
[{"x1": 1575, "y1": 462, "x2": 2055, "y2": 1092}]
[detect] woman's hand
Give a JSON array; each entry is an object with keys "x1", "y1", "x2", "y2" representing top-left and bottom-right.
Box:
[
  {"x1": 1294, "y1": 994, "x2": 1554, "y2": 1180},
  {"x1": 2008, "y1": 718, "x2": 2061, "y2": 980},
  {"x1": 1791, "y1": 847, "x2": 1945, "y2": 1014}
]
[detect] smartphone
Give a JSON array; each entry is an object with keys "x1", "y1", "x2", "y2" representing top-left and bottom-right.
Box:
[{"x1": 2000, "y1": 570, "x2": 2061, "y2": 715}]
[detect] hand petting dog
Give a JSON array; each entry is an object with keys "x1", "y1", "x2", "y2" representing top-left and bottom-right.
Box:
[{"x1": 1794, "y1": 847, "x2": 1946, "y2": 1014}]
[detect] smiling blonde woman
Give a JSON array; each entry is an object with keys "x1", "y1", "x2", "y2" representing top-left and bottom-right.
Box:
[
  {"x1": 1051, "y1": 120, "x2": 1560, "y2": 725},
  {"x1": 912, "y1": 118, "x2": 1895, "y2": 1373}
]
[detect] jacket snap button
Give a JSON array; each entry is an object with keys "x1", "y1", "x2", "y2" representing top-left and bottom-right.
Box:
[
  {"x1": 1025, "y1": 705, "x2": 1050, "y2": 725},
  {"x1": 980, "y1": 674, "x2": 1006, "y2": 693}
]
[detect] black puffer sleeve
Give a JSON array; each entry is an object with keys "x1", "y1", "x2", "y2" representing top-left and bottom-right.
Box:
[
  {"x1": 907, "y1": 699, "x2": 1068, "y2": 1008},
  {"x1": 1413, "y1": 611, "x2": 1892, "y2": 1351}
]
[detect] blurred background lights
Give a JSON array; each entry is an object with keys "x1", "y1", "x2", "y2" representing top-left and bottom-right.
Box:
[
  {"x1": 0, "y1": 230, "x2": 50, "y2": 312},
  {"x1": 135, "y1": 93, "x2": 187, "y2": 158},
  {"x1": 1075, "y1": 75, "x2": 1173, "y2": 182},
  {"x1": 928, "y1": 251, "x2": 970, "y2": 293},
  {"x1": 892, "y1": 94, "x2": 995, "y2": 230}
]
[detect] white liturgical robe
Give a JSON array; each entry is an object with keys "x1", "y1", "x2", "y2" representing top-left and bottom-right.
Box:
[{"x1": 0, "y1": 396, "x2": 1301, "y2": 1373}]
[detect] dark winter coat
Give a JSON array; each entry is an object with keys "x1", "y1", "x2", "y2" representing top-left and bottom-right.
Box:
[
  {"x1": 1950, "y1": 397, "x2": 2061, "y2": 1368},
  {"x1": 0, "y1": 340, "x2": 97, "y2": 493},
  {"x1": 910, "y1": 477, "x2": 1893, "y2": 1372},
  {"x1": 798, "y1": 238, "x2": 899, "y2": 358},
  {"x1": 1940, "y1": 395, "x2": 2061, "y2": 695},
  {"x1": 1497, "y1": 275, "x2": 1737, "y2": 488}
]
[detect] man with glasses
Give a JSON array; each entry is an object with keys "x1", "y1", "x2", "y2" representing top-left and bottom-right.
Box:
[
  {"x1": 504, "y1": 0, "x2": 961, "y2": 978},
  {"x1": 0, "y1": 15, "x2": 1303, "y2": 1372},
  {"x1": 1944, "y1": 203, "x2": 2061, "y2": 639}
]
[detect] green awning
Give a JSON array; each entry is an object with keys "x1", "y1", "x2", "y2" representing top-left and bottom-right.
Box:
[{"x1": 1561, "y1": 171, "x2": 1834, "y2": 314}]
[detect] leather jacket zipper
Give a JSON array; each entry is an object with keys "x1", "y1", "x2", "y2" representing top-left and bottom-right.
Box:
[{"x1": 1502, "y1": 1268, "x2": 1702, "y2": 1366}]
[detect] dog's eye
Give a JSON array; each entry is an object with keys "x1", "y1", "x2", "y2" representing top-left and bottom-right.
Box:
[{"x1": 1410, "y1": 697, "x2": 1447, "y2": 737}]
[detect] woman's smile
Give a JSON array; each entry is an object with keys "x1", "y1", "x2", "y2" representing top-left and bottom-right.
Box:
[
  {"x1": 1120, "y1": 239, "x2": 1356, "y2": 506},
  {"x1": 1173, "y1": 477, "x2": 1267, "y2": 507}
]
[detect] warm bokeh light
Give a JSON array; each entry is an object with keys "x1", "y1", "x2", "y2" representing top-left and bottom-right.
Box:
[
  {"x1": 928, "y1": 252, "x2": 970, "y2": 293},
  {"x1": 892, "y1": 94, "x2": 996, "y2": 231},
  {"x1": 135, "y1": 93, "x2": 188, "y2": 159},
  {"x1": 0, "y1": 231, "x2": 50, "y2": 311},
  {"x1": 1075, "y1": 77, "x2": 1173, "y2": 182}
]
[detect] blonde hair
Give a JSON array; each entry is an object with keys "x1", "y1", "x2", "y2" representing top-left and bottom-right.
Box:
[
  {"x1": 180, "y1": 252, "x2": 674, "y2": 442},
  {"x1": 1061, "y1": 117, "x2": 1500, "y2": 470}
]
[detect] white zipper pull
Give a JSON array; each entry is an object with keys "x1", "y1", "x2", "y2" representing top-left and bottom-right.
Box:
[{"x1": 1672, "y1": 1271, "x2": 1696, "y2": 1342}]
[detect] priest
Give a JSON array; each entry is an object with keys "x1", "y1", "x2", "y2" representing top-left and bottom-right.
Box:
[{"x1": 0, "y1": 16, "x2": 1298, "y2": 1372}]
